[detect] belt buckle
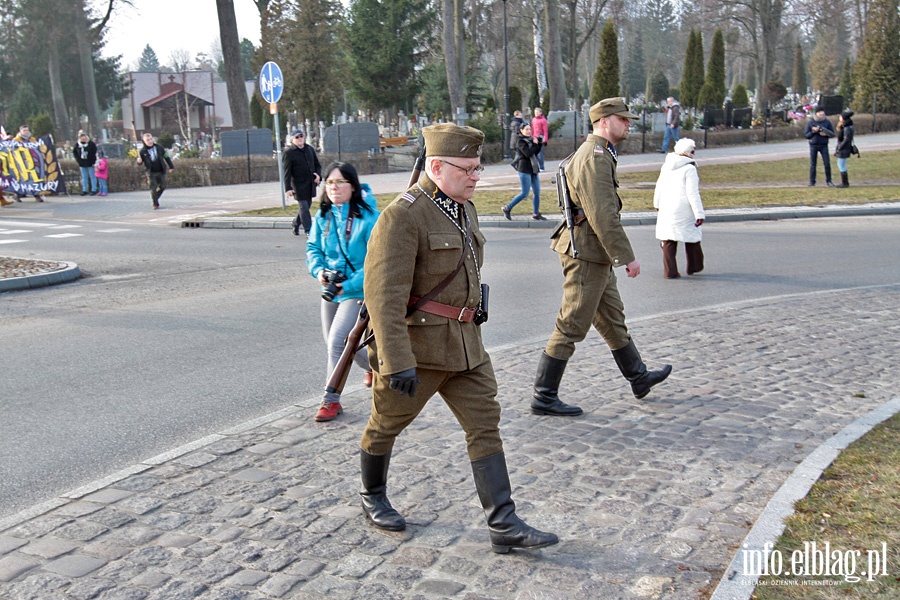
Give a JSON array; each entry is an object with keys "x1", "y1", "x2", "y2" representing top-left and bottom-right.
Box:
[{"x1": 458, "y1": 307, "x2": 475, "y2": 322}]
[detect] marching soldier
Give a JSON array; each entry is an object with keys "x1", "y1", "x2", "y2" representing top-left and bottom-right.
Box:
[
  {"x1": 532, "y1": 98, "x2": 672, "y2": 417},
  {"x1": 359, "y1": 123, "x2": 558, "y2": 554}
]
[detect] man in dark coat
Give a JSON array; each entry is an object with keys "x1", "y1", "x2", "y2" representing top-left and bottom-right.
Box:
[
  {"x1": 282, "y1": 129, "x2": 321, "y2": 236},
  {"x1": 137, "y1": 132, "x2": 175, "y2": 209},
  {"x1": 805, "y1": 108, "x2": 836, "y2": 186}
]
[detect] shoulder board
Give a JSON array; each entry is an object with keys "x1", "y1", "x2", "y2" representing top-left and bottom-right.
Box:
[
  {"x1": 593, "y1": 145, "x2": 604, "y2": 154},
  {"x1": 400, "y1": 192, "x2": 416, "y2": 203}
]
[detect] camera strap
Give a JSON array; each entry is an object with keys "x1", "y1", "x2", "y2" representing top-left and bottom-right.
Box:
[{"x1": 325, "y1": 209, "x2": 356, "y2": 272}]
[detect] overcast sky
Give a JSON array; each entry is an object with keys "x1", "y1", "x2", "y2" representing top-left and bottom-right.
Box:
[{"x1": 99, "y1": 0, "x2": 262, "y2": 72}]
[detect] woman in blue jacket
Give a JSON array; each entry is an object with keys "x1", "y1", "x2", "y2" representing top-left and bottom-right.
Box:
[{"x1": 306, "y1": 162, "x2": 380, "y2": 421}]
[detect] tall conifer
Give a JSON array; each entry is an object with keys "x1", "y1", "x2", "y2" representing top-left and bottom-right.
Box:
[{"x1": 592, "y1": 20, "x2": 621, "y2": 103}]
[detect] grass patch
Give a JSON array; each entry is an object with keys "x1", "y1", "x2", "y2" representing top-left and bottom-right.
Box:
[
  {"x1": 234, "y1": 150, "x2": 899, "y2": 217},
  {"x1": 752, "y1": 412, "x2": 900, "y2": 599}
]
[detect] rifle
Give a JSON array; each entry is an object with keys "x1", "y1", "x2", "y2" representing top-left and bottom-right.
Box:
[
  {"x1": 323, "y1": 141, "x2": 428, "y2": 395},
  {"x1": 556, "y1": 153, "x2": 579, "y2": 258}
]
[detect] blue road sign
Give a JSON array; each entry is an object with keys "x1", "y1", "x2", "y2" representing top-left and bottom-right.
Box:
[{"x1": 259, "y1": 62, "x2": 284, "y2": 104}]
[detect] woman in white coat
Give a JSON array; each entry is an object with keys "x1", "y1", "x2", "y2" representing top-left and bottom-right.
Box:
[{"x1": 653, "y1": 138, "x2": 705, "y2": 278}]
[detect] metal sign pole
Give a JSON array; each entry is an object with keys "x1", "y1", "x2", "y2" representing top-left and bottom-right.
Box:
[{"x1": 272, "y1": 103, "x2": 286, "y2": 210}]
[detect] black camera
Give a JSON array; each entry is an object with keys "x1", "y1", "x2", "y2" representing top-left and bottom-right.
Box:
[{"x1": 321, "y1": 269, "x2": 348, "y2": 302}]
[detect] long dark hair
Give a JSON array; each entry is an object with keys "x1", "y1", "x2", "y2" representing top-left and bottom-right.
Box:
[{"x1": 317, "y1": 161, "x2": 372, "y2": 217}]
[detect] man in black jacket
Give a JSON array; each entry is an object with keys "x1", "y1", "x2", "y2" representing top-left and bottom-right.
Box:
[
  {"x1": 282, "y1": 129, "x2": 321, "y2": 236},
  {"x1": 137, "y1": 133, "x2": 175, "y2": 209},
  {"x1": 73, "y1": 130, "x2": 99, "y2": 196},
  {"x1": 804, "y1": 109, "x2": 835, "y2": 187}
]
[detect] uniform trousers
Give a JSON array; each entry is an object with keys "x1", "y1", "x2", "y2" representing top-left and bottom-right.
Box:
[
  {"x1": 660, "y1": 240, "x2": 704, "y2": 278},
  {"x1": 545, "y1": 254, "x2": 631, "y2": 360},
  {"x1": 360, "y1": 358, "x2": 503, "y2": 461}
]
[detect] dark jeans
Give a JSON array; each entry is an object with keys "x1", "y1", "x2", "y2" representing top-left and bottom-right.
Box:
[
  {"x1": 661, "y1": 240, "x2": 704, "y2": 278},
  {"x1": 293, "y1": 199, "x2": 312, "y2": 234},
  {"x1": 149, "y1": 171, "x2": 167, "y2": 205},
  {"x1": 809, "y1": 146, "x2": 832, "y2": 185}
]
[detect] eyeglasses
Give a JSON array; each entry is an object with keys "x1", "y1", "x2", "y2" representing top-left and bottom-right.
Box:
[
  {"x1": 294, "y1": 134, "x2": 304, "y2": 139},
  {"x1": 439, "y1": 159, "x2": 484, "y2": 177},
  {"x1": 325, "y1": 179, "x2": 350, "y2": 186}
]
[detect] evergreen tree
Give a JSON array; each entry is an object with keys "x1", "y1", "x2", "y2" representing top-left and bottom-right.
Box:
[
  {"x1": 510, "y1": 86, "x2": 523, "y2": 114},
  {"x1": 681, "y1": 30, "x2": 704, "y2": 109},
  {"x1": 138, "y1": 44, "x2": 160, "y2": 72},
  {"x1": 809, "y1": 26, "x2": 842, "y2": 94},
  {"x1": 703, "y1": 30, "x2": 726, "y2": 107},
  {"x1": 839, "y1": 57, "x2": 854, "y2": 107},
  {"x1": 591, "y1": 20, "x2": 620, "y2": 103},
  {"x1": 346, "y1": 0, "x2": 435, "y2": 114},
  {"x1": 732, "y1": 83, "x2": 749, "y2": 106},
  {"x1": 646, "y1": 69, "x2": 669, "y2": 103},
  {"x1": 697, "y1": 81, "x2": 716, "y2": 109},
  {"x1": 7, "y1": 81, "x2": 40, "y2": 130},
  {"x1": 286, "y1": 0, "x2": 346, "y2": 122},
  {"x1": 792, "y1": 43, "x2": 807, "y2": 94},
  {"x1": 853, "y1": 0, "x2": 900, "y2": 113},
  {"x1": 622, "y1": 27, "x2": 645, "y2": 101},
  {"x1": 250, "y1": 94, "x2": 264, "y2": 128}
]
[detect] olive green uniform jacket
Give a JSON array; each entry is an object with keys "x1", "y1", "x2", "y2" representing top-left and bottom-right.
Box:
[
  {"x1": 363, "y1": 174, "x2": 488, "y2": 376},
  {"x1": 551, "y1": 134, "x2": 635, "y2": 267}
]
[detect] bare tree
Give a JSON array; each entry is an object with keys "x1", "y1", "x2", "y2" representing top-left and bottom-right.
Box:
[
  {"x1": 216, "y1": 0, "x2": 251, "y2": 129},
  {"x1": 562, "y1": 0, "x2": 609, "y2": 104},
  {"x1": 169, "y1": 48, "x2": 193, "y2": 72},
  {"x1": 722, "y1": 0, "x2": 789, "y2": 109},
  {"x1": 543, "y1": 0, "x2": 567, "y2": 109},
  {"x1": 443, "y1": 0, "x2": 466, "y2": 112}
]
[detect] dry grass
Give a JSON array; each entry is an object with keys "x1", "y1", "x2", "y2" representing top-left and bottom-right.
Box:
[{"x1": 752, "y1": 412, "x2": 900, "y2": 599}]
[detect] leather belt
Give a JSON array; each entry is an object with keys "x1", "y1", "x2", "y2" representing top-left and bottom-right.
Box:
[
  {"x1": 572, "y1": 207, "x2": 587, "y2": 225},
  {"x1": 408, "y1": 297, "x2": 477, "y2": 322}
]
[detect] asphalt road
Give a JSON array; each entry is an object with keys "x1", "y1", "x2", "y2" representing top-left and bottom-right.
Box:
[{"x1": 2, "y1": 214, "x2": 900, "y2": 523}]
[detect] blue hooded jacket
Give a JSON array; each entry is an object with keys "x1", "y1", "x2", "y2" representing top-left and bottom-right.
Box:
[{"x1": 306, "y1": 183, "x2": 380, "y2": 302}]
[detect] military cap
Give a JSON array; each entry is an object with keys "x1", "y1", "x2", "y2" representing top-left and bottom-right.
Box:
[
  {"x1": 423, "y1": 123, "x2": 484, "y2": 158},
  {"x1": 589, "y1": 97, "x2": 639, "y2": 122}
]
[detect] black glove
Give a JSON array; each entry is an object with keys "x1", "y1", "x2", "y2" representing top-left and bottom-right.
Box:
[{"x1": 389, "y1": 368, "x2": 419, "y2": 397}]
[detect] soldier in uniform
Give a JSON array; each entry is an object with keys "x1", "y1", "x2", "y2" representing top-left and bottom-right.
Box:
[
  {"x1": 359, "y1": 123, "x2": 558, "y2": 554},
  {"x1": 531, "y1": 98, "x2": 672, "y2": 417}
]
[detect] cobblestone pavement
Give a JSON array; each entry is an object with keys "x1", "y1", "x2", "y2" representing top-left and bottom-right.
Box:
[{"x1": 1, "y1": 285, "x2": 898, "y2": 599}]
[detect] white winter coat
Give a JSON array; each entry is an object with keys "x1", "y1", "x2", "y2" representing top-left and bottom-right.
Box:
[{"x1": 653, "y1": 153, "x2": 705, "y2": 243}]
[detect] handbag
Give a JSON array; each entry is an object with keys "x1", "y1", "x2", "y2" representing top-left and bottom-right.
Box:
[{"x1": 851, "y1": 144, "x2": 860, "y2": 157}]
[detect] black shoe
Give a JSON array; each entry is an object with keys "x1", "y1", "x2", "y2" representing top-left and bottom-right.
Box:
[
  {"x1": 472, "y1": 453, "x2": 559, "y2": 554},
  {"x1": 531, "y1": 352, "x2": 583, "y2": 416},
  {"x1": 291, "y1": 217, "x2": 301, "y2": 236},
  {"x1": 89, "y1": 191, "x2": 98, "y2": 196},
  {"x1": 360, "y1": 450, "x2": 406, "y2": 531},
  {"x1": 501, "y1": 206, "x2": 511, "y2": 221},
  {"x1": 612, "y1": 340, "x2": 671, "y2": 399},
  {"x1": 826, "y1": 181, "x2": 835, "y2": 187},
  {"x1": 80, "y1": 192, "x2": 88, "y2": 196},
  {"x1": 657, "y1": 149, "x2": 666, "y2": 154},
  {"x1": 531, "y1": 213, "x2": 547, "y2": 221}
]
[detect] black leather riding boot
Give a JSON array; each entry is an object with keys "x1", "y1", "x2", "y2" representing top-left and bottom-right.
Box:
[
  {"x1": 612, "y1": 340, "x2": 672, "y2": 399},
  {"x1": 360, "y1": 449, "x2": 406, "y2": 531},
  {"x1": 471, "y1": 452, "x2": 559, "y2": 554},
  {"x1": 531, "y1": 352, "x2": 583, "y2": 416}
]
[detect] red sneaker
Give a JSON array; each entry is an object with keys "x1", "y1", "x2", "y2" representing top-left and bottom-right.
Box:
[
  {"x1": 363, "y1": 370, "x2": 373, "y2": 388},
  {"x1": 315, "y1": 402, "x2": 343, "y2": 422}
]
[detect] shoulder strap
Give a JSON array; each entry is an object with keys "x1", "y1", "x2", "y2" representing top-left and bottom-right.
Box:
[{"x1": 406, "y1": 217, "x2": 470, "y2": 317}]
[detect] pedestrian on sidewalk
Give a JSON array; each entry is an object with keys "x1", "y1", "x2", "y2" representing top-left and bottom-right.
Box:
[
  {"x1": 306, "y1": 162, "x2": 380, "y2": 422},
  {"x1": 12, "y1": 125, "x2": 43, "y2": 202},
  {"x1": 74, "y1": 130, "x2": 99, "y2": 196},
  {"x1": 95, "y1": 150, "x2": 109, "y2": 196},
  {"x1": 805, "y1": 108, "x2": 835, "y2": 187},
  {"x1": 658, "y1": 97, "x2": 681, "y2": 154},
  {"x1": 531, "y1": 98, "x2": 672, "y2": 417},
  {"x1": 136, "y1": 132, "x2": 174, "y2": 209},
  {"x1": 501, "y1": 122, "x2": 546, "y2": 221},
  {"x1": 833, "y1": 109, "x2": 855, "y2": 188},
  {"x1": 359, "y1": 123, "x2": 558, "y2": 554},
  {"x1": 283, "y1": 129, "x2": 321, "y2": 236},
  {"x1": 653, "y1": 138, "x2": 705, "y2": 278},
  {"x1": 531, "y1": 107, "x2": 549, "y2": 171}
]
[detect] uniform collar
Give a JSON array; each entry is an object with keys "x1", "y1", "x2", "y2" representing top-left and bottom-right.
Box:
[{"x1": 417, "y1": 174, "x2": 461, "y2": 221}]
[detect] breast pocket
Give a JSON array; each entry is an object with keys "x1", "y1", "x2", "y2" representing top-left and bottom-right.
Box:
[{"x1": 426, "y1": 232, "x2": 463, "y2": 275}]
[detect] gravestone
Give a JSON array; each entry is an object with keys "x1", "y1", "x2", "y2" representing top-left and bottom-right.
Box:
[
  {"x1": 220, "y1": 129, "x2": 273, "y2": 157},
  {"x1": 323, "y1": 122, "x2": 380, "y2": 154}
]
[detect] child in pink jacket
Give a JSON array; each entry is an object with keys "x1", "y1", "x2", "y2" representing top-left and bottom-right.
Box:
[{"x1": 95, "y1": 151, "x2": 109, "y2": 196}]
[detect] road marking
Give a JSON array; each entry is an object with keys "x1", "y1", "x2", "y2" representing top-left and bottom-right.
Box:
[
  {"x1": 0, "y1": 239, "x2": 27, "y2": 244},
  {"x1": 95, "y1": 228, "x2": 133, "y2": 233},
  {"x1": 48, "y1": 225, "x2": 82, "y2": 229},
  {"x1": 0, "y1": 220, "x2": 55, "y2": 228},
  {"x1": 0, "y1": 230, "x2": 32, "y2": 234},
  {"x1": 44, "y1": 233, "x2": 84, "y2": 238}
]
